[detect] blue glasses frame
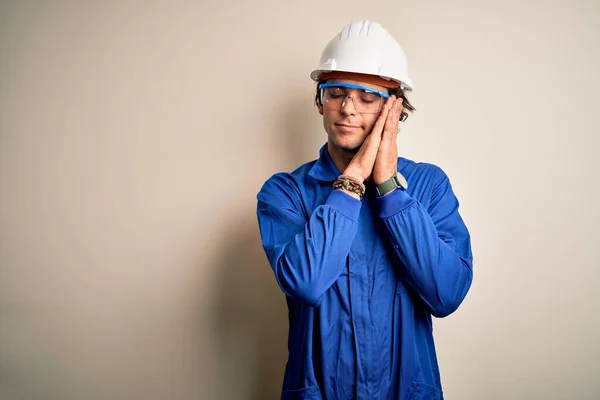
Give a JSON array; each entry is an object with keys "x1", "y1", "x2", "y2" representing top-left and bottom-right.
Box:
[
  {"x1": 319, "y1": 82, "x2": 408, "y2": 121},
  {"x1": 319, "y1": 83, "x2": 390, "y2": 99}
]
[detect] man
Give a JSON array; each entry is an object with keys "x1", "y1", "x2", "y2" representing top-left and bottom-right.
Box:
[{"x1": 256, "y1": 20, "x2": 473, "y2": 400}]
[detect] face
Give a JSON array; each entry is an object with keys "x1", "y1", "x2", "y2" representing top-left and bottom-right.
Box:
[{"x1": 318, "y1": 78, "x2": 389, "y2": 153}]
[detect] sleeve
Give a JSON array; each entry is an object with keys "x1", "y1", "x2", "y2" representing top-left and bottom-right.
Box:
[
  {"x1": 256, "y1": 175, "x2": 362, "y2": 307},
  {"x1": 376, "y1": 168, "x2": 473, "y2": 317}
]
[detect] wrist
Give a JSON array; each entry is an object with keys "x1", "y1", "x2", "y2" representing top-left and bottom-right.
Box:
[
  {"x1": 375, "y1": 172, "x2": 409, "y2": 197},
  {"x1": 336, "y1": 188, "x2": 361, "y2": 200},
  {"x1": 373, "y1": 171, "x2": 396, "y2": 185},
  {"x1": 342, "y1": 168, "x2": 364, "y2": 184},
  {"x1": 378, "y1": 187, "x2": 397, "y2": 196},
  {"x1": 333, "y1": 175, "x2": 366, "y2": 200}
]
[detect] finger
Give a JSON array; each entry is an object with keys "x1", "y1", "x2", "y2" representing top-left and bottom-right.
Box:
[
  {"x1": 382, "y1": 99, "x2": 400, "y2": 141},
  {"x1": 397, "y1": 98, "x2": 404, "y2": 126},
  {"x1": 376, "y1": 98, "x2": 398, "y2": 150},
  {"x1": 394, "y1": 99, "x2": 404, "y2": 138},
  {"x1": 352, "y1": 96, "x2": 395, "y2": 159},
  {"x1": 364, "y1": 96, "x2": 396, "y2": 166},
  {"x1": 371, "y1": 96, "x2": 394, "y2": 137},
  {"x1": 396, "y1": 97, "x2": 403, "y2": 120},
  {"x1": 376, "y1": 98, "x2": 393, "y2": 131},
  {"x1": 363, "y1": 130, "x2": 383, "y2": 160},
  {"x1": 394, "y1": 98, "x2": 403, "y2": 123},
  {"x1": 358, "y1": 132, "x2": 381, "y2": 161}
]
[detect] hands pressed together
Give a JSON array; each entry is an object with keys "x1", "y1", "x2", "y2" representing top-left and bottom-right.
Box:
[{"x1": 343, "y1": 96, "x2": 404, "y2": 187}]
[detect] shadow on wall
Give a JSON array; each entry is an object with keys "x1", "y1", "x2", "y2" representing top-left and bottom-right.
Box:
[
  {"x1": 212, "y1": 92, "x2": 319, "y2": 399},
  {"x1": 212, "y1": 219, "x2": 289, "y2": 399}
]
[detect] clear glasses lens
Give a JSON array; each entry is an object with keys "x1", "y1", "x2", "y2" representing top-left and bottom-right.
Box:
[{"x1": 321, "y1": 86, "x2": 384, "y2": 114}]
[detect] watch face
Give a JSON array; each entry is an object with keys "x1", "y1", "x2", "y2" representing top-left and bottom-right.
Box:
[{"x1": 396, "y1": 172, "x2": 408, "y2": 189}]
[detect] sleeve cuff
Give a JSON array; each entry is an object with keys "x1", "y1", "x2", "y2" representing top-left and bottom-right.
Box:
[
  {"x1": 325, "y1": 190, "x2": 362, "y2": 222},
  {"x1": 376, "y1": 189, "x2": 415, "y2": 218}
]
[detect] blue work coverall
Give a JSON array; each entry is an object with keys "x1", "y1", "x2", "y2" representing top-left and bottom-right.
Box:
[{"x1": 256, "y1": 144, "x2": 473, "y2": 400}]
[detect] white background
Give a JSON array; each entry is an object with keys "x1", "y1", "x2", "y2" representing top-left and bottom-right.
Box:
[{"x1": 1, "y1": 1, "x2": 599, "y2": 399}]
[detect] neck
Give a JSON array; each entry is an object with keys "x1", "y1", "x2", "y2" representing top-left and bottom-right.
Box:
[{"x1": 327, "y1": 142, "x2": 355, "y2": 175}]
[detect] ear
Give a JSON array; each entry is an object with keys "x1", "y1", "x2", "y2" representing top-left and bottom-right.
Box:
[{"x1": 317, "y1": 105, "x2": 324, "y2": 115}]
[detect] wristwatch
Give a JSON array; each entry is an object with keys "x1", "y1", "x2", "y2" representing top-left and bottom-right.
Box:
[{"x1": 375, "y1": 172, "x2": 408, "y2": 197}]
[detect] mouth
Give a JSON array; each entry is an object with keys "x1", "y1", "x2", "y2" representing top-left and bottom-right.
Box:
[{"x1": 335, "y1": 122, "x2": 361, "y2": 131}]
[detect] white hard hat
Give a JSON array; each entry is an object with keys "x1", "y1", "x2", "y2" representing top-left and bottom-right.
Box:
[{"x1": 310, "y1": 20, "x2": 413, "y2": 91}]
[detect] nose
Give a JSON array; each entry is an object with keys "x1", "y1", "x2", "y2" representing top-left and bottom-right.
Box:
[{"x1": 340, "y1": 95, "x2": 358, "y2": 116}]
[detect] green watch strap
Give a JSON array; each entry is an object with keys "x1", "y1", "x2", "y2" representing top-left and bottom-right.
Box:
[{"x1": 376, "y1": 173, "x2": 408, "y2": 197}]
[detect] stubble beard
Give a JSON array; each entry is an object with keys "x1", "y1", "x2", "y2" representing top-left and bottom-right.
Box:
[{"x1": 329, "y1": 129, "x2": 368, "y2": 155}]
